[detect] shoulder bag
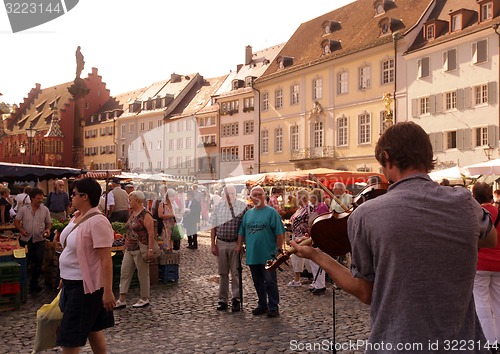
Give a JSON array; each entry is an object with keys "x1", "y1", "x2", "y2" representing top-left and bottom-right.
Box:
[{"x1": 129, "y1": 212, "x2": 161, "y2": 261}]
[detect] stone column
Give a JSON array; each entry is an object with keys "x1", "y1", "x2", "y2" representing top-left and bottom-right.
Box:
[{"x1": 68, "y1": 77, "x2": 89, "y2": 169}]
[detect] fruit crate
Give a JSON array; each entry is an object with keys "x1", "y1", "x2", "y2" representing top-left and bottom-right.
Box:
[
  {"x1": 159, "y1": 264, "x2": 179, "y2": 283},
  {"x1": 0, "y1": 256, "x2": 27, "y2": 303},
  {"x1": 158, "y1": 251, "x2": 180, "y2": 265},
  {"x1": 0, "y1": 292, "x2": 20, "y2": 312},
  {"x1": 0, "y1": 282, "x2": 20, "y2": 295},
  {"x1": 0, "y1": 262, "x2": 20, "y2": 283},
  {"x1": 112, "y1": 251, "x2": 139, "y2": 289}
]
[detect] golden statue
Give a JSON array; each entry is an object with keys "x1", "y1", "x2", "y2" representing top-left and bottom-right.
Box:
[
  {"x1": 75, "y1": 46, "x2": 85, "y2": 79},
  {"x1": 383, "y1": 92, "x2": 393, "y2": 115}
]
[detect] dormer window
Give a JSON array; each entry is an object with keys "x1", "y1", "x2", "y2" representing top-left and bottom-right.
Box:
[
  {"x1": 480, "y1": 2, "x2": 493, "y2": 22},
  {"x1": 426, "y1": 24, "x2": 435, "y2": 40},
  {"x1": 322, "y1": 20, "x2": 341, "y2": 34},
  {"x1": 321, "y1": 39, "x2": 341, "y2": 55},
  {"x1": 245, "y1": 76, "x2": 256, "y2": 87},
  {"x1": 277, "y1": 56, "x2": 293, "y2": 69},
  {"x1": 232, "y1": 79, "x2": 244, "y2": 90},
  {"x1": 378, "y1": 18, "x2": 404, "y2": 36},
  {"x1": 376, "y1": 3, "x2": 385, "y2": 15},
  {"x1": 451, "y1": 14, "x2": 462, "y2": 31}
]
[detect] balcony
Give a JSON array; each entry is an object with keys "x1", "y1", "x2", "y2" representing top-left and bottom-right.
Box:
[
  {"x1": 197, "y1": 142, "x2": 217, "y2": 147},
  {"x1": 290, "y1": 146, "x2": 336, "y2": 161}
]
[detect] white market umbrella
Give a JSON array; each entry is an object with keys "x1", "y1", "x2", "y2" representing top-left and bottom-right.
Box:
[
  {"x1": 464, "y1": 158, "x2": 500, "y2": 176},
  {"x1": 428, "y1": 166, "x2": 468, "y2": 184}
]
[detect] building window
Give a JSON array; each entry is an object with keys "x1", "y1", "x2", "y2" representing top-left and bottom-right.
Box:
[
  {"x1": 129, "y1": 142, "x2": 134, "y2": 151},
  {"x1": 157, "y1": 119, "x2": 162, "y2": 128},
  {"x1": 222, "y1": 123, "x2": 239, "y2": 137},
  {"x1": 291, "y1": 84, "x2": 300, "y2": 105},
  {"x1": 262, "y1": 92, "x2": 269, "y2": 111},
  {"x1": 186, "y1": 137, "x2": 192, "y2": 149},
  {"x1": 420, "y1": 97, "x2": 430, "y2": 115},
  {"x1": 261, "y1": 130, "x2": 269, "y2": 153},
  {"x1": 148, "y1": 121, "x2": 153, "y2": 131},
  {"x1": 381, "y1": 59, "x2": 394, "y2": 84},
  {"x1": 199, "y1": 134, "x2": 216, "y2": 145},
  {"x1": 177, "y1": 121, "x2": 183, "y2": 132},
  {"x1": 472, "y1": 39, "x2": 488, "y2": 64},
  {"x1": 337, "y1": 71, "x2": 348, "y2": 94},
  {"x1": 474, "y1": 84, "x2": 488, "y2": 105},
  {"x1": 359, "y1": 66, "x2": 371, "y2": 90},
  {"x1": 426, "y1": 24, "x2": 435, "y2": 40},
  {"x1": 139, "y1": 122, "x2": 145, "y2": 131},
  {"x1": 290, "y1": 125, "x2": 299, "y2": 151},
  {"x1": 169, "y1": 139, "x2": 174, "y2": 150},
  {"x1": 221, "y1": 100, "x2": 239, "y2": 115},
  {"x1": 275, "y1": 88, "x2": 283, "y2": 109},
  {"x1": 244, "y1": 121, "x2": 254, "y2": 135},
  {"x1": 418, "y1": 57, "x2": 430, "y2": 78},
  {"x1": 313, "y1": 78, "x2": 323, "y2": 99},
  {"x1": 198, "y1": 116, "x2": 216, "y2": 127},
  {"x1": 313, "y1": 122, "x2": 324, "y2": 148},
  {"x1": 177, "y1": 157, "x2": 183, "y2": 168},
  {"x1": 221, "y1": 147, "x2": 239, "y2": 162},
  {"x1": 275, "y1": 127, "x2": 283, "y2": 152},
  {"x1": 129, "y1": 123, "x2": 135, "y2": 133},
  {"x1": 186, "y1": 120, "x2": 192, "y2": 131},
  {"x1": 157, "y1": 140, "x2": 162, "y2": 149},
  {"x1": 451, "y1": 14, "x2": 461, "y2": 32},
  {"x1": 476, "y1": 126, "x2": 489, "y2": 147},
  {"x1": 244, "y1": 145, "x2": 254, "y2": 160},
  {"x1": 177, "y1": 138, "x2": 183, "y2": 150},
  {"x1": 445, "y1": 91, "x2": 457, "y2": 110},
  {"x1": 337, "y1": 116, "x2": 348, "y2": 146},
  {"x1": 446, "y1": 131, "x2": 457, "y2": 149},
  {"x1": 443, "y1": 49, "x2": 457, "y2": 71},
  {"x1": 481, "y1": 2, "x2": 493, "y2": 22},
  {"x1": 243, "y1": 97, "x2": 254, "y2": 111},
  {"x1": 358, "y1": 113, "x2": 371, "y2": 144}
]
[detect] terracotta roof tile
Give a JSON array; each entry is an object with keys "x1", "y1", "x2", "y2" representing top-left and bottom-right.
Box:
[{"x1": 259, "y1": 0, "x2": 433, "y2": 81}]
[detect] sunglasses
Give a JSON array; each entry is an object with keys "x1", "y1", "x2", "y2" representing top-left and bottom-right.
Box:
[{"x1": 72, "y1": 192, "x2": 86, "y2": 197}]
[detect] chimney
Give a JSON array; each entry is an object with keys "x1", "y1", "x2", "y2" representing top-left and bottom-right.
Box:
[
  {"x1": 171, "y1": 73, "x2": 182, "y2": 83},
  {"x1": 245, "y1": 45, "x2": 253, "y2": 65}
]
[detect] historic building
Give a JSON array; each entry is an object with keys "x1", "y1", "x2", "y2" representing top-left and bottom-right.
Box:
[
  {"x1": 0, "y1": 68, "x2": 110, "y2": 167},
  {"x1": 255, "y1": 0, "x2": 433, "y2": 173},
  {"x1": 405, "y1": 0, "x2": 500, "y2": 167}
]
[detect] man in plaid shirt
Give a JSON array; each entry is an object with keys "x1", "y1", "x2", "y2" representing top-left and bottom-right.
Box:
[{"x1": 210, "y1": 184, "x2": 248, "y2": 312}]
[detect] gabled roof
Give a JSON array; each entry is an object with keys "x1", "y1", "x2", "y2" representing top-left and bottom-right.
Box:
[
  {"x1": 169, "y1": 75, "x2": 228, "y2": 119},
  {"x1": 406, "y1": 0, "x2": 500, "y2": 54},
  {"x1": 258, "y1": 0, "x2": 433, "y2": 82},
  {"x1": 98, "y1": 87, "x2": 148, "y2": 115},
  {"x1": 9, "y1": 82, "x2": 72, "y2": 134}
]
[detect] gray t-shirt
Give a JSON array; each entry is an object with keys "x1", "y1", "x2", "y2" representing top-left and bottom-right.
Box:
[{"x1": 348, "y1": 174, "x2": 490, "y2": 353}]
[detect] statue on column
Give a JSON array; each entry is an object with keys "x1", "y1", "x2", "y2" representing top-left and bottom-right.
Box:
[{"x1": 75, "y1": 46, "x2": 85, "y2": 79}]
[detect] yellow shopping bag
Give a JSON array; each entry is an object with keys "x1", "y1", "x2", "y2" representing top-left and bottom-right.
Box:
[{"x1": 32, "y1": 290, "x2": 62, "y2": 353}]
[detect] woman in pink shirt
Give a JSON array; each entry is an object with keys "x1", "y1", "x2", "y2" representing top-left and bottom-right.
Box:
[{"x1": 58, "y1": 177, "x2": 115, "y2": 353}]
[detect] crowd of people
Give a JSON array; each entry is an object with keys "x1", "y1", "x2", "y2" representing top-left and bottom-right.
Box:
[{"x1": 3, "y1": 122, "x2": 500, "y2": 352}]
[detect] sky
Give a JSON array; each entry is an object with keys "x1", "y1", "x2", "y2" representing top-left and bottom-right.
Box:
[{"x1": 0, "y1": 0, "x2": 355, "y2": 106}]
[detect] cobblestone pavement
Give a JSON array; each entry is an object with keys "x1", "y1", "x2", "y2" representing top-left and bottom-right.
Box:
[{"x1": 0, "y1": 233, "x2": 370, "y2": 354}]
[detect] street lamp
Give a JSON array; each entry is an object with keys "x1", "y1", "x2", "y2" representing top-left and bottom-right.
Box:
[
  {"x1": 26, "y1": 123, "x2": 36, "y2": 164},
  {"x1": 19, "y1": 143, "x2": 26, "y2": 164},
  {"x1": 248, "y1": 165, "x2": 254, "y2": 175}
]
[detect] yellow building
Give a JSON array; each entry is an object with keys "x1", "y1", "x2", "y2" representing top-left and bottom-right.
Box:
[{"x1": 255, "y1": 0, "x2": 432, "y2": 173}]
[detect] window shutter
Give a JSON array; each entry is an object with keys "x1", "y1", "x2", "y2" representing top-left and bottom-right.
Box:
[
  {"x1": 448, "y1": 49, "x2": 457, "y2": 70},
  {"x1": 464, "y1": 87, "x2": 472, "y2": 109},
  {"x1": 435, "y1": 132, "x2": 443, "y2": 152},
  {"x1": 488, "y1": 82, "x2": 497, "y2": 104},
  {"x1": 435, "y1": 93, "x2": 443, "y2": 113},
  {"x1": 463, "y1": 128, "x2": 473, "y2": 150},
  {"x1": 488, "y1": 125, "x2": 498, "y2": 147},
  {"x1": 411, "y1": 98, "x2": 419, "y2": 117},
  {"x1": 442, "y1": 51, "x2": 448, "y2": 71},
  {"x1": 429, "y1": 95, "x2": 436, "y2": 114},
  {"x1": 478, "y1": 40, "x2": 487, "y2": 63},
  {"x1": 456, "y1": 129, "x2": 464, "y2": 150},
  {"x1": 457, "y1": 89, "x2": 464, "y2": 110},
  {"x1": 422, "y1": 57, "x2": 430, "y2": 77}
]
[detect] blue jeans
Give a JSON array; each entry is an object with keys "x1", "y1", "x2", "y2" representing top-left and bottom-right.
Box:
[{"x1": 249, "y1": 264, "x2": 279, "y2": 311}]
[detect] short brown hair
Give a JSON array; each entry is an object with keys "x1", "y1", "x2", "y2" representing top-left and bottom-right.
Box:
[
  {"x1": 472, "y1": 182, "x2": 492, "y2": 204},
  {"x1": 375, "y1": 122, "x2": 435, "y2": 172}
]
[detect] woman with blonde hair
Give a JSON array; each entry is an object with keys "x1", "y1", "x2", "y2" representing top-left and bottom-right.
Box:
[{"x1": 115, "y1": 191, "x2": 156, "y2": 309}]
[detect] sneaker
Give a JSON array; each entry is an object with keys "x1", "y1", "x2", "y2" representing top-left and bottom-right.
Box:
[
  {"x1": 231, "y1": 299, "x2": 240, "y2": 312},
  {"x1": 252, "y1": 307, "x2": 268, "y2": 316},
  {"x1": 311, "y1": 287, "x2": 326, "y2": 295},
  {"x1": 287, "y1": 280, "x2": 302, "y2": 287},
  {"x1": 114, "y1": 299, "x2": 126, "y2": 309},
  {"x1": 308, "y1": 283, "x2": 316, "y2": 292},
  {"x1": 267, "y1": 309, "x2": 280, "y2": 318},
  {"x1": 132, "y1": 299, "x2": 150, "y2": 308},
  {"x1": 216, "y1": 302, "x2": 228, "y2": 311}
]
